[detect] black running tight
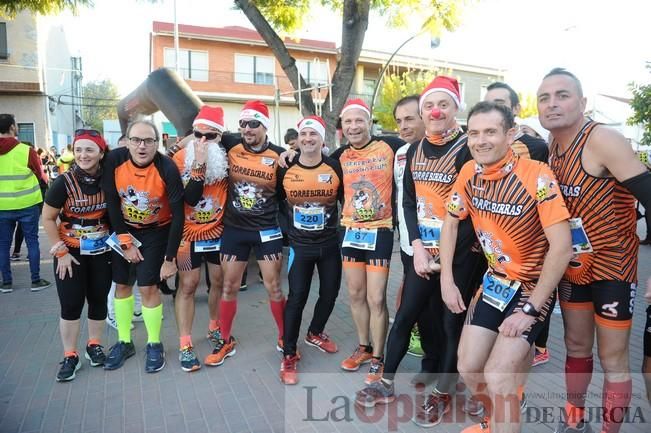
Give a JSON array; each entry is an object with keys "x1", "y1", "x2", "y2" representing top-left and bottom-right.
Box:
[
  {"x1": 55, "y1": 250, "x2": 112, "y2": 320},
  {"x1": 283, "y1": 242, "x2": 342, "y2": 356}
]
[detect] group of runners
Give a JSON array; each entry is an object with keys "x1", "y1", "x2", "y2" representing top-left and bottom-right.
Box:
[{"x1": 39, "y1": 67, "x2": 651, "y2": 433}]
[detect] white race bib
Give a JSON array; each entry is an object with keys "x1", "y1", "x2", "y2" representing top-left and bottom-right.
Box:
[
  {"x1": 293, "y1": 206, "x2": 325, "y2": 231},
  {"x1": 342, "y1": 227, "x2": 378, "y2": 251},
  {"x1": 482, "y1": 272, "x2": 521, "y2": 312},
  {"x1": 569, "y1": 218, "x2": 593, "y2": 254},
  {"x1": 194, "y1": 238, "x2": 221, "y2": 252},
  {"x1": 79, "y1": 231, "x2": 110, "y2": 256},
  {"x1": 260, "y1": 227, "x2": 283, "y2": 243},
  {"x1": 418, "y1": 217, "x2": 443, "y2": 249}
]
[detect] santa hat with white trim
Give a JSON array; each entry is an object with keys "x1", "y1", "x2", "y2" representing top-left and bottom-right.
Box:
[
  {"x1": 419, "y1": 75, "x2": 465, "y2": 112},
  {"x1": 297, "y1": 115, "x2": 326, "y2": 141},
  {"x1": 193, "y1": 105, "x2": 226, "y2": 131},
  {"x1": 340, "y1": 98, "x2": 371, "y2": 118},
  {"x1": 240, "y1": 100, "x2": 270, "y2": 129}
]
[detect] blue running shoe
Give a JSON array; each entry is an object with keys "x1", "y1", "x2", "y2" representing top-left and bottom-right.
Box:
[
  {"x1": 103, "y1": 341, "x2": 135, "y2": 370},
  {"x1": 145, "y1": 342, "x2": 166, "y2": 373}
]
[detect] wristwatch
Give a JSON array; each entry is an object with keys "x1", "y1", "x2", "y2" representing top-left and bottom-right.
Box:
[
  {"x1": 120, "y1": 243, "x2": 130, "y2": 250},
  {"x1": 522, "y1": 301, "x2": 540, "y2": 317}
]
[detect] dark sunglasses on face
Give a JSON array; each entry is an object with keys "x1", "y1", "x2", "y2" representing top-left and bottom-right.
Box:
[
  {"x1": 193, "y1": 130, "x2": 220, "y2": 141},
  {"x1": 239, "y1": 119, "x2": 262, "y2": 129},
  {"x1": 75, "y1": 129, "x2": 101, "y2": 137}
]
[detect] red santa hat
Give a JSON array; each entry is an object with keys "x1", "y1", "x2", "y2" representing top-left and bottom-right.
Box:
[
  {"x1": 340, "y1": 98, "x2": 371, "y2": 118},
  {"x1": 419, "y1": 75, "x2": 465, "y2": 112},
  {"x1": 192, "y1": 105, "x2": 225, "y2": 132},
  {"x1": 240, "y1": 100, "x2": 270, "y2": 129},
  {"x1": 297, "y1": 115, "x2": 326, "y2": 141}
]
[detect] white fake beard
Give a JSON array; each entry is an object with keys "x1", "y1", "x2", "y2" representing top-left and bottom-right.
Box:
[{"x1": 184, "y1": 140, "x2": 228, "y2": 185}]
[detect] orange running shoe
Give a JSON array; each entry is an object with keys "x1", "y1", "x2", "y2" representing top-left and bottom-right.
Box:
[
  {"x1": 341, "y1": 346, "x2": 373, "y2": 371},
  {"x1": 279, "y1": 354, "x2": 299, "y2": 385},
  {"x1": 364, "y1": 358, "x2": 384, "y2": 384},
  {"x1": 276, "y1": 338, "x2": 301, "y2": 359},
  {"x1": 204, "y1": 336, "x2": 236, "y2": 366},
  {"x1": 305, "y1": 332, "x2": 338, "y2": 354},
  {"x1": 461, "y1": 418, "x2": 490, "y2": 433},
  {"x1": 532, "y1": 346, "x2": 550, "y2": 367}
]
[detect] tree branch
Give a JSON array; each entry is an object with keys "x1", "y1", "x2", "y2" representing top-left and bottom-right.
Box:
[{"x1": 234, "y1": 0, "x2": 316, "y2": 116}]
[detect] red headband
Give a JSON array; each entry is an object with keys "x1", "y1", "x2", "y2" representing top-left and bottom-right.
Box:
[{"x1": 73, "y1": 133, "x2": 108, "y2": 152}]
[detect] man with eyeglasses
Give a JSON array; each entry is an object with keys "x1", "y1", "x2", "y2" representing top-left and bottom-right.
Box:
[
  {"x1": 102, "y1": 119, "x2": 184, "y2": 373},
  {"x1": 205, "y1": 100, "x2": 288, "y2": 366},
  {"x1": 171, "y1": 106, "x2": 229, "y2": 372}
]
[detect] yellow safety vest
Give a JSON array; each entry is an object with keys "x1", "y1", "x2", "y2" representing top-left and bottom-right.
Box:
[{"x1": 0, "y1": 143, "x2": 43, "y2": 210}]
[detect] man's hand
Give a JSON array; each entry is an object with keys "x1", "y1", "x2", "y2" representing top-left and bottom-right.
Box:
[
  {"x1": 498, "y1": 311, "x2": 536, "y2": 338},
  {"x1": 441, "y1": 274, "x2": 466, "y2": 314},
  {"x1": 278, "y1": 149, "x2": 298, "y2": 168},
  {"x1": 193, "y1": 137, "x2": 208, "y2": 165},
  {"x1": 124, "y1": 245, "x2": 144, "y2": 264},
  {"x1": 412, "y1": 243, "x2": 432, "y2": 280},
  {"x1": 160, "y1": 258, "x2": 178, "y2": 281}
]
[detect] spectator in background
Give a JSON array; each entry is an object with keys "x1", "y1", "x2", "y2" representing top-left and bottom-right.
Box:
[
  {"x1": 57, "y1": 143, "x2": 75, "y2": 173},
  {"x1": 284, "y1": 128, "x2": 298, "y2": 150},
  {"x1": 0, "y1": 113, "x2": 51, "y2": 293}
]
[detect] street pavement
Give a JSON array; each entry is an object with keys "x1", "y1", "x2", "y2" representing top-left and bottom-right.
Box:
[{"x1": 0, "y1": 222, "x2": 649, "y2": 433}]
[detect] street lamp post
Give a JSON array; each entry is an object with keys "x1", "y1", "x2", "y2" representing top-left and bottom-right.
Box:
[{"x1": 369, "y1": 33, "x2": 440, "y2": 115}]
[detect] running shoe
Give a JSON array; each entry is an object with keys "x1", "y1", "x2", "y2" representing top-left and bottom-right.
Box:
[
  {"x1": 407, "y1": 326, "x2": 424, "y2": 357},
  {"x1": 9, "y1": 253, "x2": 21, "y2": 261},
  {"x1": 145, "y1": 342, "x2": 166, "y2": 373},
  {"x1": 412, "y1": 390, "x2": 451, "y2": 427},
  {"x1": 30, "y1": 279, "x2": 51, "y2": 292},
  {"x1": 132, "y1": 311, "x2": 144, "y2": 322},
  {"x1": 364, "y1": 358, "x2": 384, "y2": 385},
  {"x1": 85, "y1": 344, "x2": 106, "y2": 367},
  {"x1": 279, "y1": 354, "x2": 299, "y2": 385},
  {"x1": 340, "y1": 346, "x2": 373, "y2": 371},
  {"x1": 206, "y1": 327, "x2": 222, "y2": 347},
  {"x1": 305, "y1": 331, "x2": 338, "y2": 353},
  {"x1": 639, "y1": 238, "x2": 651, "y2": 245},
  {"x1": 554, "y1": 420, "x2": 593, "y2": 433},
  {"x1": 461, "y1": 418, "x2": 491, "y2": 433},
  {"x1": 56, "y1": 354, "x2": 81, "y2": 382},
  {"x1": 179, "y1": 346, "x2": 201, "y2": 372},
  {"x1": 0, "y1": 282, "x2": 12, "y2": 293},
  {"x1": 105, "y1": 315, "x2": 134, "y2": 331},
  {"x1": 104, "y1": 341, "x2": 135, "y2": 370},
  {"x1": 276, "y1": 338, "x2": 301, "y2": 359},
  {"x1": 355, "y1": 380, "x2": 395, "y2": 407},
  {"x1": 205, "y1": 336, "x2": 236, "y2": 366},
  {"x1": 463, "y1": 396, "x2": 485, "y2": 416},
  {"x1": 532, "y1": 347, "x2": 550, "y2": 367}
]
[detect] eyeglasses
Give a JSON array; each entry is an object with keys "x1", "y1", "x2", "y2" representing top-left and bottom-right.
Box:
[
  {"x1": 128, "y1": 137, "x2": 157, "y2": 147},
  {"x1": 75, "y1": 129, "x2": 101, "y2": 137},
  {"x1": 194, "y1": 130, "x2": 220, "y2": 141},
  {"x1": 239, "y1": 119, "x2": 262, "y2": 129}
]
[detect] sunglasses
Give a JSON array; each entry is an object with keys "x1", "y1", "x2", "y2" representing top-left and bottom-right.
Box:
[
  {"x1": 75, "y1": 129, "x2": 101, "y2": 137},
  {"x1": 239, "y1": 119, "x2": 262, "y2": 129},
  {"x1": 193, "y1": 130, "x2": 220, "y2": 141}
]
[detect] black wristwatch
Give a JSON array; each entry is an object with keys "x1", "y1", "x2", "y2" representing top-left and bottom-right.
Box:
[
  {"x1": 165, "y1": 255, "x2": 175, "y2": 262},
  {"x1": 120, "y1": 243, "x2": 130, "y2": 251},
  {"x1": 522, "y1": 301, "x2": 540, "y2": 317}
]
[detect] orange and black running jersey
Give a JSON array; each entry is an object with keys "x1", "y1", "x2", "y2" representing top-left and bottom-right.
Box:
[
  {"x1": 402, "y1": 134, "x2": 477, "y2": 259},
  {"x1": 449, "y1": 155, "x2": 569, "y2": 291},
  {"x1": 173, "y1": 147, "x2": 228, "y2": 242},
  {"x1": 223, "y1": 141, "x2": 285, "y2": 231},
  {"x1": 102, "y1": 147, "x2": 184, "y2": 258},
  {"x1": 549, "y1": 121, "x2": 638, "y2": 284},
  {"x1": 277, "y1": 157, "x2": 343, "y2": 245},
  {"x1": 44, "y1": 171, "x2": 108, "y2": 249},
  {"x1": 512, "y1": 132, "x2": 549, "y2": 163},
  {"x1": 331, "y1": 135, "x2": 404, "y2": 229}
]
